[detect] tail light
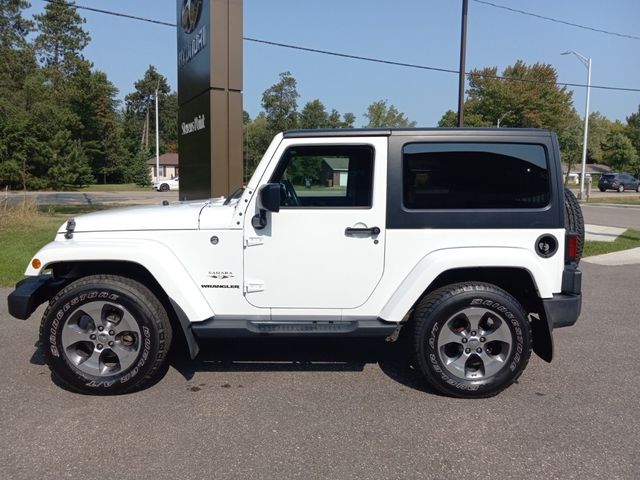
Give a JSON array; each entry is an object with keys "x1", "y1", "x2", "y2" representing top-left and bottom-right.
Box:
[{"x1": 566, "y1": 233, "x2": 578, "y2": 264}]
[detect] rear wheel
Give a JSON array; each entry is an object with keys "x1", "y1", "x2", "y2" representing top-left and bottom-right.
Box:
[
  {"x1": 159, "y1": 183, "x2": 169, "y2": 192},
  {"x1": 599, "y1": 187, "x2": 606, "y2": 192},
  {"x1": 412, "y1": 282, "x2": 532, "y2": 398},
  {"x1": 40, "y1": 275, "x2": 172, "y2": 395},
  {"x1": 618, "y1": 185, "x2": 625, "y2": 193}
]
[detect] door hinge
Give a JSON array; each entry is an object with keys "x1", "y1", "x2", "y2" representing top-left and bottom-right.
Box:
[
  {"x1": 244, "y1": 279, "x2": 265, "y2": 293},
  {"x1": 245, "y1": 236, "x2": 264, "y2": 247}
]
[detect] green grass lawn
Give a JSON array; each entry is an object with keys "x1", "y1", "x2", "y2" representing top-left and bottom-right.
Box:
[
  {"x1": 0, "y1": 216, "x2": 62, "y2": 286},
  {"x1": 585, "y1": 196, "x2": 640, "y2": 205},
  {"x1": 0, "y1": 204, "x2": 108, "y2": 287},
  {"x1": 583, "y1": 229, "x2": 640, "y2": 257}
]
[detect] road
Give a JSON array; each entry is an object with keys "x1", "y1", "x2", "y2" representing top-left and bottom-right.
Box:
[
  {"x1": 582, "y1": 203, "x2": 640, "y2": 230},
  {"x1": 3, "y1": 189, "x2": 179, "y2": 206},
  {"x1": 1, "y1": 261, "x2": 638, "y2": 479}
]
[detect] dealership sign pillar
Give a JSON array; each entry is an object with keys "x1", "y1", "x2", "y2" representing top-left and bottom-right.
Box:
[{"x1": 177, "y1": 0, "x2": 243, "y2": 199}]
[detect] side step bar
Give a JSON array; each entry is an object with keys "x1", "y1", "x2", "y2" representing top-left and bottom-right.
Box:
[{"x1": 191, "y1": 318, "x2": 398, "y2": 339}]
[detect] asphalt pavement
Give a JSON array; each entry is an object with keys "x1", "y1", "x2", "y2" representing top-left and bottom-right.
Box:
[
  {"x1": 3, "y1": 189, "x2": 179, "y2": 206},
  {"x1": 582, "y1": 203, "x2": 640, "y2": 230},
  {"x1": 1, "y1": 261, "x2": 638, "y2": 479}
]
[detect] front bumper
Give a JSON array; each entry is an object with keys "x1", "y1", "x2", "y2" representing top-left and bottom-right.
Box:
[{"x1": 7, "y1": 275, "x2": 66, "y2": 320}]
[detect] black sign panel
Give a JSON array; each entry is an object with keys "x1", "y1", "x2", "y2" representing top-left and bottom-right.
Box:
[
  {"x1": 177, "y1": 0, "x2": 211, "y2": 105},
  {"x1": 177, "y1": 90, "x2": 211, "y2": 200}
]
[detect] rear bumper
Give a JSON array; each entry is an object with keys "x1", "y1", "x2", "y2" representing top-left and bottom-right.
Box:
[
  {"x1": 543, "y1": 293, "x2": 581, "y2": 328},
  {"x1": 7, "y1": 275, "x2": 65, "y2": 320},
  {"x1": 544, "y1": 264, "x2": 582, "y2": 329}
]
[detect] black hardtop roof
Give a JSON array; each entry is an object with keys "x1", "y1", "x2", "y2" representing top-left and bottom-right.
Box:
[{"x1": 283, "y1": 127, "x2": 553, "y2": 138}]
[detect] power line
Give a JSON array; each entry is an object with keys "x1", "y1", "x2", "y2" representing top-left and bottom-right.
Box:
[
  {"x1": 42, "y1": 0, "x2": 175, "y2": 27},
  {"x1": 39, "y1": 0, "x2": 640, "y2": 93},
  {"x1": 246, "y1": 37, "x2": 640, "y2": 93},
  {"x1": 473, "y1": 0, "x2": 640, "y2": 41}
]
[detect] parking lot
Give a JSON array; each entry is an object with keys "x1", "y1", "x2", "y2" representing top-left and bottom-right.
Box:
[{"x1": 1, "y1": 260, "x2": 638, "y2": 479}]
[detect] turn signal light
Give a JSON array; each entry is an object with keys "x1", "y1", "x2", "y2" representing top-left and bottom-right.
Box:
[{"x1": 31, "y1": 258, "x2": 42, "y2": 269}]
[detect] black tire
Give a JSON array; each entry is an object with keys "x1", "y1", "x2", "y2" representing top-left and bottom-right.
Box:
[
  {"x1": 412, "y1": 282, "x2": 532, "y2": 398},
  {"x1": 159, "y1": 183, "x2": 169, "y2": 192},
  {"x1": 618, "y1": 185, "x2": 624, "y2": 193},
  {"x1": 599, "y1": 187, "x2": 606, "y2": 192},
  {"x1": 564, "y1": 187, "x2": 584, "y2": 264},
  {"x1": 39, "y1": 275, "x2": 172, "y2": 395},
  {"x1": 636, "y1": 184, "x2": 640, "y2": 193}
]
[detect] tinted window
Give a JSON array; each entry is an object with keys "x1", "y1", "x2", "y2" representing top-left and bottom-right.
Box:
[
  {"x1": 403, "y1": 143, "x2": 549, "y2": 209},
  {"x1": 271, "y1": 145, "x2": 374, "y2": 208}
]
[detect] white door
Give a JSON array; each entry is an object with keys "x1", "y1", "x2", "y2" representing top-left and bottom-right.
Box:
[{"x1": 243, "y1": 139, "x2": 387, "y2": 310}]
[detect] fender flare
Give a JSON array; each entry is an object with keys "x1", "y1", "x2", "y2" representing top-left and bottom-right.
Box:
[
  {"x1": 27, "y1": 238, "x2": 214, "y2": 326},
  {"x1": 379, "y1": 247, "x2": 550, "y2": 323}
]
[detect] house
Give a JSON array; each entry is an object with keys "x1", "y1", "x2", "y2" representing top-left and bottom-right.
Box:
[
  {"x1": 147, "y1": 153, "x2": 179, "y2": 181},
  {"x1": 322, "y1": 157, "x2": 349, "y2": 187},
  {"x1": 562, "y1": 163, "x2": 611, "y2": 184}
]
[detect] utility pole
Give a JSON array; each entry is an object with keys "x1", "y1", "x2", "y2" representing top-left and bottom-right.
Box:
[{"x1": 457, "y1": 0, "x2": 469, "y2": 127}]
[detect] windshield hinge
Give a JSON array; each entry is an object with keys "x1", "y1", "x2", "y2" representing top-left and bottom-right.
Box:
[
  {"x1": 244, "y1": 280, "x2": 264, "y2": 293},
  {"x1": 245, "y1": 236, "x2": 264, "y2": 247}
]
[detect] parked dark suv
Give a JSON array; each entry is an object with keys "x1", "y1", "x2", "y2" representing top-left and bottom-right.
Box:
[{"x1": 598, "y1": 173, "x2": 640, "y2": 192}]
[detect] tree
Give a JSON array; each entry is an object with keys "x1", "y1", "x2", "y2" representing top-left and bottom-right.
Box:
[
  {"x1": 440, "y1": 61, "x2": 576, "y2": 133},
  {"x1": 123, "y1": 65, "x2": 173, "y2": 154},
  {"x1": 299, "y1": 99, "x2": 328, "y2": 129},
  {"x1": 244, "y1": 113, "x2": 272, "y2": 182},
  {"x1": 327, "y1": 109, "x2": 355, "y2": 128},
  {"x1": 0, "y1": 0, "x2": 35, "y2": 90},
  {"x1": 602, "y1": 132, "x2": 639, "y2": 174},
  {"x1": 0, "y1": 1, "x2": 36, "y2": 188},
  {"x1": 586, "y1": 112, "x2": 614, "y2": 163},
  {"x1": 437, "y1": 109, "x2": 490, "y2": 127},
  {"x1": 626, "y1": 105, "x2": 640, "y2": 166},
  {"x1": 558, "y1": 112, "x2": 583, "y2": 184},
  {"x1": 46, "y1": 130, "x2": 93, "y2": 189},
  {"x1": 364, "y1": 100, "x2": 416, "y2": 127},
  {"x1": 128, "y1": 149, "x2": 152, "y2": 186},
  {"x1": 34, "y1": 0, "x2": 90, "y2": 77},
  {"x1": 261, "y1": 71, "x2": 299, "y2": 133},
  {"x1": 0, "y1": 0, "x2": 33, "y2": 49}
]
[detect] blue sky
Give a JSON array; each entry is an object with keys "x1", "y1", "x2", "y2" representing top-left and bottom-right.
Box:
[{"x1": 25, "y1": 0, "x2": 640, "y2": 127}]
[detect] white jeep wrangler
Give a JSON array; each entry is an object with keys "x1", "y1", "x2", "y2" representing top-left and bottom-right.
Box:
[{"x1": 8, "y1": 128, "x2": 583, "y2": 398}]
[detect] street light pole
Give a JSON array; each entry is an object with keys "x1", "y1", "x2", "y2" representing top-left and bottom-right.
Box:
[
  {"x1": 497, "y1": 111, "x2": 510, "y2": 128},
  {"x1": 562, "y1": 50, "x2": 592, "y2": 200},
  {"x1": 155, "y1": 87, "x2": 160, "y2": 182}
]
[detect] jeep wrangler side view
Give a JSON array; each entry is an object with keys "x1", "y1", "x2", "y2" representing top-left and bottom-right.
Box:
[{"x1": 8, "y1": 128, "x2": 583, "y2": 398}]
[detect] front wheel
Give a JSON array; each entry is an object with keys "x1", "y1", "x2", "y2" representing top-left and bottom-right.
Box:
[
  {"x1": 599, "y1": 187, "x2": 606, "y2": 192},
  {"x1": 159, "y1": 183, "x2": 169, "y2": 192},
  {"x1": 412, "y1": 282, "x2": 532, "y2": 398},
  {"x1": 618, "y1": 185, "x2": 625, "y2": 193},
  {"x1": 40, "y1": 275, "x2": 172, "y2": 395}
]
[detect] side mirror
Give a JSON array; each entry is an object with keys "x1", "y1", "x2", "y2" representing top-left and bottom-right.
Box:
[
  {"x1": 252, "y1": 183, "x2": 280, "y2": 230},
  {"x1": 258, "y1": 183, "x2": 280, "y2": 213}
]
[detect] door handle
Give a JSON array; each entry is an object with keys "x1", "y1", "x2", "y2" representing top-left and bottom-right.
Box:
[{"x1": 345, "y1": 226, "x2": 381, "y2": 236}]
